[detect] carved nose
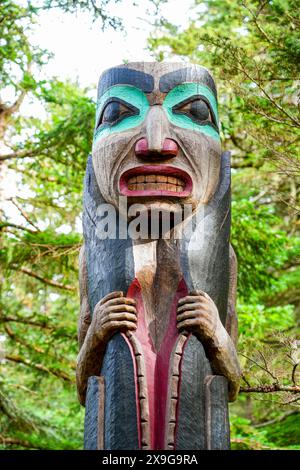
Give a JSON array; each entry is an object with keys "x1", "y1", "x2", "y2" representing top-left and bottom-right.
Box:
[{"x1": 135, "y1": 138, "x2": 178, "y2": 159}]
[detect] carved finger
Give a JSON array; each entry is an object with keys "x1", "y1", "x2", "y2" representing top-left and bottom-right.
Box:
[
  {"x1": 105, "y1": 304, "x2": 137, "y2": 314},
  {"x1": 189, "y1": 289, "x2": 206, "y2": 296},
  {"x1": 190, "y1": 290, "x2": 212, "y2": 301},
  {"x1": 101, "y1": 312, "x2": 137, "y2": 324},
  {"x1": 103, "y1": 320, "x2": 137, "y2": 333},
  {"x1": 177, "y1": 318, "x2": 200, "y2": 330},
  {"x1": 178, "y1": 294, "x2": 206, "y2": 306},
  {"x1": 177, "y1": 302, "x2": 206, "y2": 314},
  {"x1": 104, "y1": 297, "x2": 136, "y2": 308},
  {"x1": 177, "y1": 310, "x2": 204, "y2": 322},
  {"x1": 99, "y1": 291, "x2": 124, "y2": 306},
  {"x1": 177, "y1": 317, "x2": 213, "y2": 332}
]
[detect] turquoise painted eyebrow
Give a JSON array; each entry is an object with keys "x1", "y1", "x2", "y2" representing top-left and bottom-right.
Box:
[
  {"x1": 94, "y1": 85, "x2": 149, "y2": 143},
  {"x1": 163, "y1": 83, "x2": 220, "y2": 141}
]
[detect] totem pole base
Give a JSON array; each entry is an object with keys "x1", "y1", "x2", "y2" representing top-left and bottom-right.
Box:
[{"x1": 84, "y1": 334, "x2": 230, "y2": 450}]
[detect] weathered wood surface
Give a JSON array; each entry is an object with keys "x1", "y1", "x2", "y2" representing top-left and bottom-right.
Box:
[
  {"x1": 205, "y1": 375, "x2": 230, "y2": 450},
  {"x1": 175, "y1": 335, "x2": 212, "y2": 450},
  {"x1": 84, "y1": 376, "x2": 104, "y2": 450},
  {"x1": 100, "y1": 334, "x2": 139, "y2": 450}
]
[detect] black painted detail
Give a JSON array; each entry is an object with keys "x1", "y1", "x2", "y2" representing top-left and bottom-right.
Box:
[
  {"x1": 205, "y1": 375, "x2": 230, "y2": 450},
  {"x1": 175, "y1": 335, "x2": 212, "y2": 450},
  {"x1": 101, "y1": 334, "x2": 139, "y2": 450},
  {"x1": 172, "y1": 94, "x2": 219, "y2": 132},
  {"x1": 84, "y1": 376, "x2": 102, "y2": 450},
  {"x1": 175, "y1": 336, "x2": 230, "y2": 450},
  {"x1": 159, "y1": 67, "x2": 217, "y2": 99},
  {"x1": 190, "y1": 100, "x2": 210, "y2": 120},
  {"x1": 98, "y1": 67, "x2": 154, "y2": 98},
  {"x1": 95, "y1": 97, "x2": 139, "y2": 131}
]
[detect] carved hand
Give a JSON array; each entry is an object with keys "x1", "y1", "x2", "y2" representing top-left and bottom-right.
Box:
[
  {"x1": 177, "y1": 290, "x2": 221, "y2": 343},
  {"x1": 91, "y1": 291, "x2": 137, "y2": 344},
  {"x1": 177, "y1": 289, "x2": 241, "y2": 401},
  {"x1": 76, "y1": 290, "x2": 137, "y2": 405}
]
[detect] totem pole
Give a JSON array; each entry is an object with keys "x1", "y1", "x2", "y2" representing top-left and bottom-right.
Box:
[{"x1": 76, "y1": 62, "x2": 241, "y2": 450}]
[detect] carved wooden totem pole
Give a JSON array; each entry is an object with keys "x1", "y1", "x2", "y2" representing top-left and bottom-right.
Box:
[{"x1": 76, "y1": 62, "x2": 241, "y2": 450}]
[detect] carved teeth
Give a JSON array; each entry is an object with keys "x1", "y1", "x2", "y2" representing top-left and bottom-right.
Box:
[
  {"x1": 145, "y1": 175, "x2": 156, "y2": 182},
  {"x1": 167, "y1": 176, "x2": 177, "y2": 184},
  {"x1": 127, "y1": 174, "x2": 185, "y2": 192},
  {"x1": 156, "y1": 175, "x2": 166, "y2": 183}
]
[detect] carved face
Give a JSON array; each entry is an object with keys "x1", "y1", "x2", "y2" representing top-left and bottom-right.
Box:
[{"x1": 92, "y1": 62, "x2": 221, "y2": 217}]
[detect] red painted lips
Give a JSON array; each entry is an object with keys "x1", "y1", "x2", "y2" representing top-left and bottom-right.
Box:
[{"x1": 119, "y1": 165, "x2": 193, "y2": 197}]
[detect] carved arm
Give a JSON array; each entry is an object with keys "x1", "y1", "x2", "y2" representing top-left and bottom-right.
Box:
[{"x1": 76, "y1": 246, "x2": 137, "y2": 405}]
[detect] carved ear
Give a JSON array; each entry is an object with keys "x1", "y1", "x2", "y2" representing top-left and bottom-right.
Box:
[
  {"x1": 83, "y1": 154, "x2": 115, "y2": 243},
  {"x1": 83, "y1": 154, "x2": 135, "y2": 314},
  {"x1": 83, "y1": 155, "x2": 104, "y2": 235},
  {"x1": 209, "y1": 150, "x2": 231, "y2": 209},
  {"x1": 179, "y1": 150, "x2": 231, "y2": 326}
]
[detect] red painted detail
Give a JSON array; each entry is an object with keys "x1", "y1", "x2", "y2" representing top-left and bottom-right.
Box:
[
  {"x1": 162, "y1": 138, "x2": 179, "y2": 156},
  {"x1": 126, "y1": 278, "x2": 188, "y2": 450},
  {"x1": 119, "y1": 164, "x2": 193, "y2": 197},
  {"x1": 135, "y1": 138, "x2": 179, "y2": 157},
  {"x1": 134, "y1": 138, "x2": 148, "y2": 156},
  {"x1": 127, "y1": 279, "x2": 155, "y2": 448},
  {"x1": 173, "y1": 331, "x2": 192, "y2": 450},
  {"x1": 121, "y1": 332, "x2": 142, "y2": 449},
  {"x1": 155, "y1": 278, "x2": 188, "y2": 449}
]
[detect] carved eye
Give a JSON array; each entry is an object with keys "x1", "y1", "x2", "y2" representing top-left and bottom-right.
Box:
[
  {"x1": 98, "y1": 100, "x2": 137, "y2": 127},
  {"x1": 174, "y1": 98, "x2": 214, "y2": 124}
]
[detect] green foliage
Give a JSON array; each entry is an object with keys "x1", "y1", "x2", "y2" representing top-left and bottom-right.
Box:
[
  {"x1": 42, "y1": 0, "x2": 122, "y2": 29},
  {"x1": 0, "y1": 0, "x2": 94, "y2": 450},
  {"x1": 0, "y1": 1, "x2": 47, "y2": 91},
  {"x1": 265, "y1": 413, "x2": 300, "y2": 447},
  {"x1": 232, "y1": 200, "x2": 290, "y2": 300},
  {"x1": 238, "y1": 304, "x2": 295, "y2": 339},
  {"x1": 229, "y1": 412, "x2": 300, "y2": 450}
]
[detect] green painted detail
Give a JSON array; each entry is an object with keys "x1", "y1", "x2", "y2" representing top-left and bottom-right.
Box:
[
  {"x1": 94, "y1": 85, "x2": 149, "y2": 142},
  {"x1": 163, "y1": 83, "x2": 220, "y2": 141},
  {"x1": 93, "y1": 83, "x2": 220, "y2": 143}
]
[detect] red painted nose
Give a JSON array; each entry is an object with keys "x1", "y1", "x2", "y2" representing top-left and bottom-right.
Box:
[{"x1": 135, "y1": 138, "x2": 178, "y2": 158}]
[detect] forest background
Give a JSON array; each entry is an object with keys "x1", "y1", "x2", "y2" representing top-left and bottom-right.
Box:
[{"x1": 0, "y1": 0, "x2": 299, "y2": 450}]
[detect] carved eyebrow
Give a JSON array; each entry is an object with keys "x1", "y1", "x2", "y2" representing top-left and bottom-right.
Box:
[
  {"x1": 159, "y1": 67, "x2": 217, "y2": 99},
  {"x1": 97, "y1": 68, "x2": 154, "y2": 99}
]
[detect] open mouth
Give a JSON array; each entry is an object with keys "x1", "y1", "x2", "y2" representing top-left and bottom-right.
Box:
[{"x1": 119, "y1": 165, "x2": 192, "y2": 197}]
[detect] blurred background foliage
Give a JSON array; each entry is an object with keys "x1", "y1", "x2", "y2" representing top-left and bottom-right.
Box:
[{"x1": 0, "y1": 0, "x2": 299, "y2": 450}]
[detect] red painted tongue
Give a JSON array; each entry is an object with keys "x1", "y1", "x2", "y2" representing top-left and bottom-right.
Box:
[{"x1": 127, "y1": 278, "x2": 188, "y2": 450}]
